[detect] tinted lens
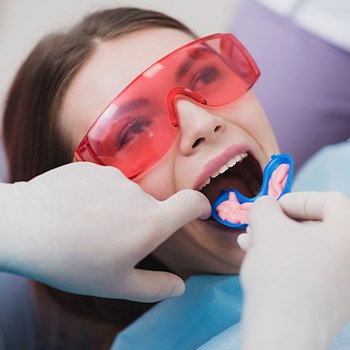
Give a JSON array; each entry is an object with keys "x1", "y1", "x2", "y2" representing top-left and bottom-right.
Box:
[
  {"x1": 88, "y1": 95, "x2": 177, "y2": 178},
  {"x1": 74, "y1": 34, "x2": 259, "y2": 179}
]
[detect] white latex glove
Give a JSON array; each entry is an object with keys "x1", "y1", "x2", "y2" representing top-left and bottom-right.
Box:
[
  {"x1": 0, "y1": 162, "x2": 210, "y2": 302},
  {"x1": 238, "y1": 192, "x2": 350, "y2": 350}
]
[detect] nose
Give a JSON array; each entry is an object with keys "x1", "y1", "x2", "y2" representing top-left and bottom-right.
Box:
[{"x1": 175, "y1": 99, "x2": 224, "y2": 156}]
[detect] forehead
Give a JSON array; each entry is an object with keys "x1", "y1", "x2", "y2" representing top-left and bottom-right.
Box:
[{"x1": 61, "y1": 28, "x2": 194, "y2": 147}]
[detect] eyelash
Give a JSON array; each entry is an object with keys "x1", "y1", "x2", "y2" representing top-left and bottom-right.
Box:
[
  {"x1": 190, "y1": 65, "x2": 221, "y2": 90},
  {"x1": 116, "y1": 117, "x2": 153, "y2": 150}
]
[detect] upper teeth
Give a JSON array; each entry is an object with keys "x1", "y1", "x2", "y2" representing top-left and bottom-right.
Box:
[{"x1": 199, "y1": 152, "x2": 248, "y2": 191}]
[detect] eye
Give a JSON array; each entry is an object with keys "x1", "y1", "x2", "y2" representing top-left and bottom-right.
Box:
[
  {"x1": 116, "y1": 117, "x2": 153, "y2": 150},
  {"x1": 190, "y1": 65, "x2": 221, "y2": 91}
]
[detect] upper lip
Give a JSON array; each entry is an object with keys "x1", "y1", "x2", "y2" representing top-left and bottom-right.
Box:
[{"x1": 193, "y1": 144, "x2": 253, "y2": 190}]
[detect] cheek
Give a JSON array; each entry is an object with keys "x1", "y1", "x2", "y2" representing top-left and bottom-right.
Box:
[
  {"x1": 134, "y1": 139, "x2": 189, "y2": 199},
  {"x1": 136, "y1": 156, "x2": 177, "y2": 200},
  {"x1": 241, "y1": 111, "x2": 277, "y2": 146},
  {"x1": 222, "y1": 94, "x2": 279, "y2": 151}
]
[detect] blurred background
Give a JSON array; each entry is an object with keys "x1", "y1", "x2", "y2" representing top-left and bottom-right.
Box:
[{"x1": 0, "y1": 0, "x2": 241, "y2": 115}]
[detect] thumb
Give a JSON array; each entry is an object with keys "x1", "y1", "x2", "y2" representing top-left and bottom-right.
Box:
[
  {"x1": 160, "y1": 189, "x2": 211, "y2": 236},
  {"x1": 248, "y1": 196, "x2": 287, "y2": 243},
  {"x1": 123, "y1": 269, "x2": 185, "y2": 302},
  {"x1": 278, "y1": 191, "x2": 340, "y2": 221}
]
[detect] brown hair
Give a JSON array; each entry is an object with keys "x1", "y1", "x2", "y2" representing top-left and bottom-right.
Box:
[
  {"x1": 3, "y1": 7, "x2": 194, "y2": 183},
  {"x1": 2, "y1": 7, "x2": 194, "y2": 349}
]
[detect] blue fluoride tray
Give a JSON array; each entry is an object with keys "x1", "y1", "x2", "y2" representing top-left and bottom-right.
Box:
[{"x1": 211, "y1": 153, "x2": 294, "y2": 229}]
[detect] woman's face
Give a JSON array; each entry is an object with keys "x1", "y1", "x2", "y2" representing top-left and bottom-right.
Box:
[{"x1": 61, "y1": 28, "x2": 279, "y2": 277}]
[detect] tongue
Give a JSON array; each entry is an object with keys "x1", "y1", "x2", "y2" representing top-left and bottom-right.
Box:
[
  {"x1": 201, "y1": 155, "x2": 263, "y2": 205},
  {"x1": 202, "y1": 173, "x2": 253, "y2": 205}
]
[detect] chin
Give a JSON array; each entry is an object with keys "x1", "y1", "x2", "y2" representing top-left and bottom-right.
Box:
[{"x1": 152, "y1": 217, "x2": 245, "y2": 280}]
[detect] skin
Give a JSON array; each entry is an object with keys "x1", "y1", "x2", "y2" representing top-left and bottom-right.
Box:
[{"x1": 60, "y1": 28, "x2": 279, "y2": 278}]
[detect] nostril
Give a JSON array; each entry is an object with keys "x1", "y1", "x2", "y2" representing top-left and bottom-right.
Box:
[
  {"x1": 192, "y1": 137, "x2": 205, "y2": 148},
  {"x1": 214, "y1": 125, "x2": 221, "y2": 132}
]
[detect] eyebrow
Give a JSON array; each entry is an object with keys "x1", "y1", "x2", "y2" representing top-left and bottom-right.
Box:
[
  {"x1": 175, "y1": 46, "x2": 214, "y2": 82},
  {"x1": 176, "y1": 56, "x2": 196, "y2": 82},
  {"x1": 114, "y1": 97, "x2": 150, "y2": 118}
]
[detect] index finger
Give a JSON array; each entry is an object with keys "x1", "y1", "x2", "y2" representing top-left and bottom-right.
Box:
[
  {"x1": 279, "y1": 191, "x2": 346, "y2": 221},
  {"x1": 146, "y1": 190, "x2": 210, "y2": 250},
  {"x1": 131, "y1": 190, "x2": 210, "y2": 260},
  {"x1": 160, "y1": 189, "x2": 211, "y2": 233}
]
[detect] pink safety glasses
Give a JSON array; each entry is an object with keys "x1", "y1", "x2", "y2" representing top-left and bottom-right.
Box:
[{"x1": 73, "y1": 33, "x2": 260, "y2": 179}]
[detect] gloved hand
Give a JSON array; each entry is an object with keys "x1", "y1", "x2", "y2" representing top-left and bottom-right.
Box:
[
  {"x1": 238, "y1": 192, "x2": 350, "y2": 350},
  {"x1": 0, "y1": 162, "x2": 210, "y2": 302}
]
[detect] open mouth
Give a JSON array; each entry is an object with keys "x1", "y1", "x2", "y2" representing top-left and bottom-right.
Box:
[{"x1": 199, "y1": 152, "x2": 263, "y2": 207}]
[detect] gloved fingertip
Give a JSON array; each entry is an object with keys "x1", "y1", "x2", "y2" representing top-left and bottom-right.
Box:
[
  {"x1": 169, "y1": 281, "x2": 186, "y2": 297},
  {"x1": 237, "y1": 232, "x2": 252, "y2": 252}
]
